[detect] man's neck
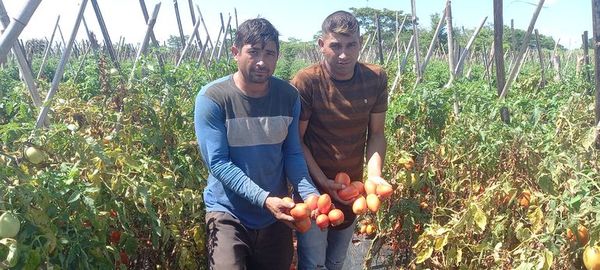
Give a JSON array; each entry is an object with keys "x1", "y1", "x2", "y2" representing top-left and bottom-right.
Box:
[
  {"x1": 233, "y1": 72, "x2": 269, "y2": 98},
  {"x1": 324, "y1": 61, "x2": 354, "y2": 81}
]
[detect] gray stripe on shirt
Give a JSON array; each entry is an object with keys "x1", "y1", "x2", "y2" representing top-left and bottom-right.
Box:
[{"x1": 226, "y1": 116, "x2": 293, "y2": 147}]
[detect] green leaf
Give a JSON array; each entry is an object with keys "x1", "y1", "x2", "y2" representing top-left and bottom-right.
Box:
[
  {"x1": 538, "y1": 174, "x2": 556, "y2": 195},
  {"x1": 68, "y1": 191, "x2": 81, "y2": 204},
  {"x1": 474, "y1": 206, "x2": 487, "y2": 232},
  {"x1": 434, "y1": 234, "x2": 448, "y2": 252},
  {"x1": 537, "y1": 249, "x2": 553, "y2": 270},
  {"x1": 527, "y1": 207, "x2": 544, "y2": 233},
  {"x1": 415, "y1": 244, "x2": 433, "y2": 264}
]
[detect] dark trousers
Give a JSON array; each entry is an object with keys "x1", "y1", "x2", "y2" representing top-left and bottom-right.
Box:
[{"x1": 205, "y1": 211, "x2": 293, "y2": 270}]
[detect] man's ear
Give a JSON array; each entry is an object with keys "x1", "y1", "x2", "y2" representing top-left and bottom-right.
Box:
[
  {"x1": 231, "y1": 46, "x2": 239, "y2": 59},
  {"x1": 317, "y1": 38, "x2": 324, "y2": 49}
]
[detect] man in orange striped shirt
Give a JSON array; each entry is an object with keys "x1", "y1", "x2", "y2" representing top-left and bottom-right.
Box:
[{"x1": 291, "y1": 10, "x2": 390, "y2": 270}]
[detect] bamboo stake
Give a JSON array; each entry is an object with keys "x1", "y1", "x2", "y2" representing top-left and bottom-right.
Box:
[
  {"x1": 454, "y1": 16, "x2": 487, "y2": 77},
  {"x1": 0, "y1": 0, "x2": 42, "y2": 107},
  {"x1": 217, "y1": 15, "x2": 232, "y2": 61},
  {"x1": 0, "y1": 0, "x2": 42, "y2": 60},
  {"x1": 173, "y1": 0, "x2": 186, "y2": 49},
  {"x1": 197, "y1": 7, "x2": 213, "y2": 64},
  {"x1": 446, "y1": 0, "x2": 455, "y2": 81},
  {"x1": 500, "y1": 0, "x2": 545, "y2": 99},
  {"x1": 138, "y1": 0, "x2": 165, "y2": 70},
  {"x1": 375, "y1": 13, "x2": 384, "y2": 65},
  {"x1": 36, "y1": 16, "x2": 60, "y2": 80},
  {"x1": 208, "y1": 13, "x2": 224, "y2": 65},
  {"x1": 583, "y1": 31, "x2": 591, "y2": 84},
  {"x1": 35, "y1": 0, "x2": 88, "y2": 129},
  {"x1": 187, "y1": 0, "x2": 202, "y2": 48},
  {"x1": 358, "y1": 33, "x2": 372, "y2": 62},
  {"x1": 592, "y1": 0, "x2": 600, "y2": 148},
  {"x1": 411, "y1": 0, "x2": 421, "y2": 82},
  {"x1": 534, "y1": 29, "x2": 545, "y2": 88},
  {"x1": 90, "y1": 0, "x2": 120, "y2": 69},
  {"x1": 177, "y1": 8, "x2": 202, "y2": 67},
  {"x1": 421, "y1": 5, "x2": 447, "y2": 75},
  {"x1": 129, "y1": 3, "x2": 161, "y2": 83}
]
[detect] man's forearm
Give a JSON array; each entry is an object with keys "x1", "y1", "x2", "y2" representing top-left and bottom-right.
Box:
[
  {"x1": 366, "y1": 132, "x2": 386, "y2": 178},
  {"x1": 301, "y1": 142, "x2": 328, "y2": 187}
]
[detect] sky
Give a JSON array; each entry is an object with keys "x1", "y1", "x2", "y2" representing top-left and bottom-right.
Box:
[{"x1": 1, "y1": 0, "x2": 592, "y2": 50}]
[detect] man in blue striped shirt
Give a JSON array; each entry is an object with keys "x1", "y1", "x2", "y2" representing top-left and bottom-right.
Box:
[{"x1": 194, "y1": 18, "x2": 319, "y2": 270}]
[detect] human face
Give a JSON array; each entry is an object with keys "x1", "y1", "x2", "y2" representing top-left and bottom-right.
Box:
[
  {"x1": 318, "y1": 32, "x2": 361, "y2": 80},
  {"x1": 232, "y1": 41, "x2": 278, "y2": 86}
]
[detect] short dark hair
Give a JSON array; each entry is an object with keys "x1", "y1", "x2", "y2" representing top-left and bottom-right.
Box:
[
  {"x1": 321, "y1": 11, "x2": 360, "y2": 36},
  {"x1": 234, "y1": 18, "x2": 280, "y2": 52}
]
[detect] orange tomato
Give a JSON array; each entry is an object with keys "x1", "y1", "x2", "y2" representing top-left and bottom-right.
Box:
[
  {"x1": 328, "y1": 209, "x2": 344, "y2": 226},
  {"x1": 317, "y1": 194, "x2": 332, "y2": 214},
  {"x1": 376, "y1": 184, "x2": 393, "y2": 199},
  {"x1": 290, "y1": 203, "x2": 310, "y2": 220},
  {"x1": 359, "y1": 224, "x2": 367, "y2": 234},
  {"x1": 518, "y1": 190, "x2": 531, "y2": 208},
  {"x1": 295, "y1": 217, "x2": 311, "y2": 233},
  {"x1": 316, "y1": 214, "x2": 330, "y2": 229},
  {"x1": 366, "y1": 194, "x2": 380, "y2": 213},
  {"x1": 364, "y1": 180, "x2": 377, "y2": 195},
  {"x1": 337, "y1": 185, "x2": 359, "y2": 201},
  {"x1": 352, "y1": 196, "x2": 367, "y2": 215},
  {"x1": 304, "y1": 195, "x2": 319, "y2": 211},
  {"x1": 365, "y1": 224, "x2": 376, "y2": 235},
  {"x1": 335, "y1": 172, "x2": 351, "y2": 186},
  {"x1": 567, "y1": 225, "x2": 590, "y2": 246},
  {"x1": 351, "y1": 181, "x2": 365, "y2": 194}
]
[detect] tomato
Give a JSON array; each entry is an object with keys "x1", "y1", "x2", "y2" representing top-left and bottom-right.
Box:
[
  {"x1": 0, "y1": 212, "x2": 20, "y2": 238},
  {"x1": 304, "y1": 195, "x2": 319, "y2": 211},
  {"x1": 334, "y1": 172, "x2": 351, "y2": 186},
  {"x1": 337, "y1": 185, "x2": 359, "y2": 201},
  {"x1": 376, "y1": 184, "x2": 393, "y2": 199},
  {"x1": 350, "y1": 181, "x2": 365, "y2": 194},
  {"x1": 316, "y1": 214, "x2": 330, "y2": 229},
  {"x1": 518, "y1": 190, "x2": 531, "y2": 208},
  {"x1": 352, "y1": 196, "x2": 367, "y2": 215},
  {"x1": 110, "y1": 209, "x2": 118, "y2": 218},
  {"x1": 110, "y1": 230, "x2": 121, "y2": 245},
  {"x1": 290, "y1": 203, "x2": 310, "y2": 220},
  {"x1": 365, "y1": 224, "x2": 376, "y2": 235},
  {"x1": 295, "y1": 218, "x2": 311, "y2": 233},
  {"x1": 567, "y1": 225, "x2": 589, "y2": 246},
  {"x1": 25, "y1": 146, "x2": 45, "y2": 164},
  {"x1": 328, "y1": 209, "x2": 344, "y2": 226},
  {"x1": 583, "y1": 245, "x2": 600, "y2": 270},
  {"x1": 364, "y1": 180, "x2": 377, "y2": 195},
  {"x1": 120, "y1": 250, "x2": 129, "y2": 265},
  {"x1": 317, "y1": 194, "x2": 332, "y2": 214},
  {"x1": 366, "y1": 194, "x2": 380, "y2": 212}
]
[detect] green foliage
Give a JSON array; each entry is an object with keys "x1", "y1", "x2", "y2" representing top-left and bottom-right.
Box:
[{"x1": 275, "y1": 39, "x2": 314, "y2": 81}]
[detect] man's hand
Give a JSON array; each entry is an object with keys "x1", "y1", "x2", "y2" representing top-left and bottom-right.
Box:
[
  {"x1": 368, "y1": 176, "x2": 391, "y2": 186},
  {"x1": 319, "y1": 178, "x2": 354, "y2": 206},
  {"x1": 264, "y1": 196, "x2": 295, "y2": 223}
]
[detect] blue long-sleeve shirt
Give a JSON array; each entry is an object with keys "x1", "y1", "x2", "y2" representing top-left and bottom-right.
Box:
[{"x1": 194, "y1": 75, "x2": 319, "y2": 229}]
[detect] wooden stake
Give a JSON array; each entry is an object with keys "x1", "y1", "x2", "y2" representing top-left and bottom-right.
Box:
[
  {"x1": 592, "y1": 0, "x2": 600, "y2": 148},
  {"x1": 421, "y1": 5, "x2": 447, "y2": 75},
  {"x1": 411, "y1": 0, "x2": 421, "y2": 82},
  {"x1": 0, "y1": 0, "x2": 42, "y2": 107},
  {"x1": 534, "y1": 29, "x2": 545, "y2": 88},
  {"x1": 500, "y1": 0, "x2": 545, "y2": 99},
  {"x1": 91, "y1": 0, "x2": 120, "y2": 69},
  {"x1": 35, "y1": 0, "x2": 88, "y2": 129}
]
